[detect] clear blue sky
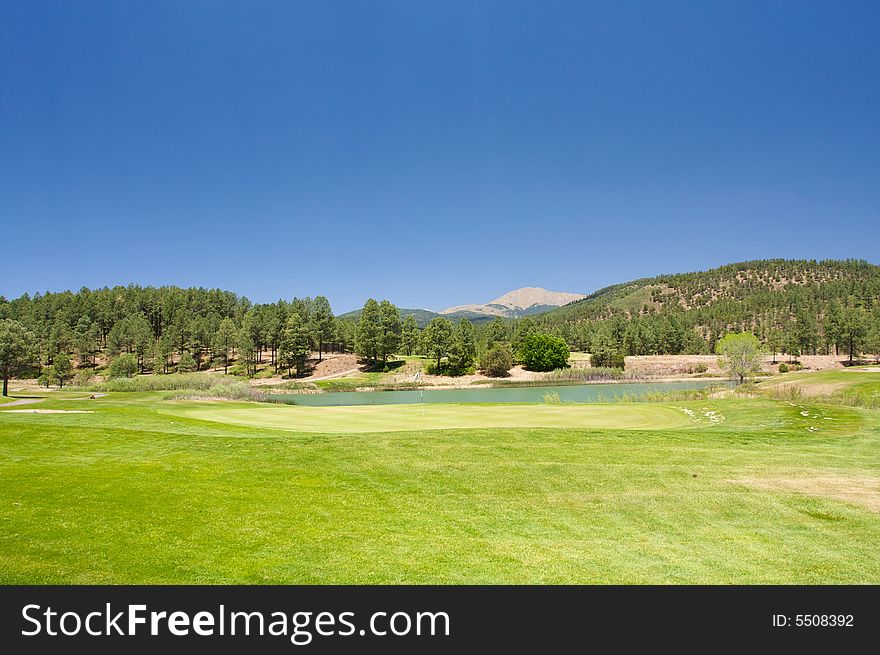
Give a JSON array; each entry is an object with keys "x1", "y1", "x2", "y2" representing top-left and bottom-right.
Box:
[{"x1": 1, "y1": 1, "x2": 878, "y2": 312}]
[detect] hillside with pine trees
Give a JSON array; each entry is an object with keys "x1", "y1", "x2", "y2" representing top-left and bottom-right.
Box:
[{"x1": 538, "y1": 259, "x2": 880, "y2": 360}]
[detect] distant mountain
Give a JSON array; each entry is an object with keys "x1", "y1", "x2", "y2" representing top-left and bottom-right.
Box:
[
  {"x1": 338, "y1": 287, "x2": 585, "y2": 327},
  {"x1": 440, "y1": 287, "x2": 586, "y2": 319},
  {"x1": 338, "y1": 307, "x2": 440, "y2": 328}
]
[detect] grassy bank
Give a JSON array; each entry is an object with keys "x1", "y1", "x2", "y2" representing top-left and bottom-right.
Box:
[{"x1": 756, "y1": 369, "x2": 880, "y2": 409}]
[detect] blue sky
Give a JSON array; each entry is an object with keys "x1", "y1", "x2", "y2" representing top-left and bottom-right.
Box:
[{"x1": 1, "y1": 1, "x2": 878, "y2": 312}]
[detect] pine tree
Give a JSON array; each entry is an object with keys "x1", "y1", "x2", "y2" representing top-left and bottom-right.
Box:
[
  {"x1": 356, "y1": 299, "x2": 382, "y2": 366},
  {"x1": 378, "y1": 300, "x2": 401, "y2": 368},
  {"x1": 310, "y1": 296, "x2": 335, "y2": 362},
  {"x1": 279, "y1": 314, "x2": 311, "y2": 377},
  {"x1": 447, "y1": 319, "x2": 477, "y2": 375},
  {"x1": 401, "y1": 315, "x2": 419, "y2": 356},
  {"x1": 213, "y1": 318, "x2": 237, "y2": 374},
  {"x1": 423, "y1": 317, "x2": 453, "y2": 373}
]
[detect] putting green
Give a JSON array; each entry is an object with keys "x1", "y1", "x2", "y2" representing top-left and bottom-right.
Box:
[{"x1": 163, "y1": 401, "x2": 692, "y2": 433}]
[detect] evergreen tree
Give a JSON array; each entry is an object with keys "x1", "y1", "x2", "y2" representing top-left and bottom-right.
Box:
[
  {"x1": 50, "y1": 353, "x2": 73, "y2": 388},
  {"x1": 279, "y1": 313, "x2": 311, "y2": 377},
  {"x1": 149, "y1": 341, "x2": 165, "y2": 374},
  {"x1": 237, "y1": 315, "x2": 258, "y2": 376},
  {"x1": 839, "y1": 306, "x2": 868, "y2": 363},
  {"x1": 484, "y1": 318, "x2": 508, "y2": 350},
  {"x1": 447, "y1": 319, "x2": 477, "y2": 375},
  {"x1": 213, "y1": 318, "x2": 237, "y2": 374},
  {"x1": 355, "y1": 299, "x2": 382, "y2": 365},
  {"x1": 378, "y1": 300, "x2": 402, "y2": 367},
  {"x1": 73, "y1": 316, "x2": 98, "y2": 366},
  {"x1": 0, "y1": 319, "x2": 35, "y2": 396},
  {"x1": 310, "y1": 296, "x2": 335, "y2": 362},
  {"x1": 177, "y1": 351, "x2": 197, "y2": 373},
  {"x1": 767, "y1": 329, "x2": 783, "y2": 364},
  {"x1": 401, "y1": 315, "x2": 419, "y2": 356},
  {"x1": 423, "y1": 317, "x2": 453, "y2": 373}
]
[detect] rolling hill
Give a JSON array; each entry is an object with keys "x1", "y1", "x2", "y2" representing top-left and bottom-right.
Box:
[{"x1": 539, "y1": 258, "x2": 880, "y2": 354}]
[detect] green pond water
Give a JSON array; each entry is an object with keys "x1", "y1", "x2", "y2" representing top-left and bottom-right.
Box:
[{"x1": 274, "y1": 381, "x2": 730, "y2": 406}]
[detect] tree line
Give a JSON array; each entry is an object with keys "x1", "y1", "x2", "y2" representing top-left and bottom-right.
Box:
[
  {"x1": 0, "y1": 286, "x2": 353, "y2": 393},
  {"x1": 2, "y1": 259, "x2": 880, "y2": 395}
]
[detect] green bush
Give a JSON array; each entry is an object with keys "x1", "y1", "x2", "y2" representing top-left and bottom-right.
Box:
[
  {"x1": 589, "y1": 348, "x2": 625, "y2": 369},
  {"x1": 778, "y1": 363, "x2": 789, "y2": 373},
  {"x1": 519, "y1": 334, "x2": 570, "y2": 372},
  {"x1": 480, "y1": 343, "x2": 514, "y2": 377},
  {"x1": 108, "y1": 353, "x2": 139, "y2": 378}
]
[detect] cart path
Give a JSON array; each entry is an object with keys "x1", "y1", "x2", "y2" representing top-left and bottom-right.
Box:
[{"x1": 0, "y1": 397, "x2": 46, "y2": 408}]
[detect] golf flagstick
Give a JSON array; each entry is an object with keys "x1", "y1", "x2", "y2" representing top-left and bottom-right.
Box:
[{"x1": 413, "y1": 370, "x2": 424, "y2": 418}]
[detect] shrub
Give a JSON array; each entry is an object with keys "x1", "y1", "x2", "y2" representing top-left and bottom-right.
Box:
[
  {"x1": 480, "y1": 343, "x2": 514, "y2": 377},
  {"x1": 519, "y1": 334, "x2": 569, "y2": 372},
  {"x1": 84, "y1": 372, "x2": 227, "y2": 392},
  {"x1": 685, "y1": 363, "x2": 708, "y2": 374},
  {"x1": 108, "y1": 353, "x2": 139, "y2": 378},
  {"x1": 778, "y1": 363, "x2": 789, "y2": 373},
  {"x1": 590, "y1": 348, "x2": 625, "y2": 369},
  {"x1": 164, "y1": 381, "x2": 267, "y2": 402},
  {"x1": 543, "y1": 366, "x2": 631, "y2": 382}
]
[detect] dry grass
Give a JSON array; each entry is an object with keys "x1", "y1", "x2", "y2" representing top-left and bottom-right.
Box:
[{"x1": 732, "y1": 476, "x2": 880, "y2": 513}]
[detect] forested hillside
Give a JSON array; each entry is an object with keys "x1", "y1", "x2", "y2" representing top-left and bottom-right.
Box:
[{"x1": 540, "y1": 259, "x2": 880, "y2": 359}]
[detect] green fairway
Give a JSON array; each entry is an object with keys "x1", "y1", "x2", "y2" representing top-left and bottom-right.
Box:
[
  {"x1": 1, "y1": 392, "x2": 878, "y2": 584},
  {"x1": 162, "y1": 401, "x2": 693, "y2": 433}
]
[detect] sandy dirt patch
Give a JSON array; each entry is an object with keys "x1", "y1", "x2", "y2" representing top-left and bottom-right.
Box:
[
  {"x1": 731, "y1": 476, "x2": 880, "y2": 513},
  {"x1": 624, "y1": 355, "x2": 724, "y2": 376},
  {"x1": 251, "y1": 353, "x2": 360, "y2": 385},
  {"x1": 383, "y1": 362, "x2": 545, "y2": 389},
  {"x1": 623, "y1": 354, "x2": 846, "y2": 377},
  {"x1": 767, "y1": 381, "x2": 852, "y2": 397}
]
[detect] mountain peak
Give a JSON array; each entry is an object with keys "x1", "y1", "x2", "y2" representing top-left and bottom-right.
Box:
[
  {"x1": 440, "y1": 287, "x2": 586, "y2": 318},
  {"x1": 488, "y1": 287, "x2": 586, "y2": 310}
]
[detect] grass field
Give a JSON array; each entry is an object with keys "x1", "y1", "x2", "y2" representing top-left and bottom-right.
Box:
[{"x1": 1, "y1": 390, "x2": 878, "y2": 583}]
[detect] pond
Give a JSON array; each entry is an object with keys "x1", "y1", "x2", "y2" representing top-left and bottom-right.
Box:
[{"x1": 272, "y1": 380, "x2": 730, "y2": 406}]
